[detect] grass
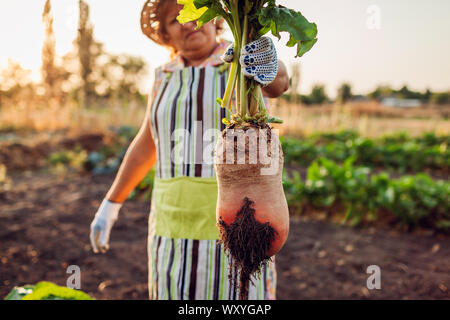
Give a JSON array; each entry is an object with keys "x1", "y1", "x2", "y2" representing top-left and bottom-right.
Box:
[
  {"x1": 270, "y1": 100, "x2": 450, "y2": 138},
  {"x1": 0, "y1": 101, "x2": 147, "y2": 134},
  {"x1": 0, "y1": 100, "x2": 448, "y2": 144}
]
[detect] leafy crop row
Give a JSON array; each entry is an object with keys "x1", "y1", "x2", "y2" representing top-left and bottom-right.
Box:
[
  {"x1": 282, "y1": 130, "x2": 449, "y2": 173},
  {"x1": 283, "y1": 156, "x2": 450, "y2": 232}
]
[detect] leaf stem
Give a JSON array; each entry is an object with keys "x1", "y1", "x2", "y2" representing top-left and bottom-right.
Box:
[
  {"x1": 257, "y1": 85, "x2": 266, "y2": 113},
  {"x1": 236, "y1": 63, "x2": 241, "y2": 115},
  {"x1": 221, "y1": 60, "x2": 238, "y2": 113},
  {"x1": 240, "y1": 13, "x2": 248, "y2": 117}
]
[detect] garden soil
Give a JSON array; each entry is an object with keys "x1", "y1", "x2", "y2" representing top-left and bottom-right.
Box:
[{"x1": 1, "y1": 169, "x2": 449, "y2": 299}]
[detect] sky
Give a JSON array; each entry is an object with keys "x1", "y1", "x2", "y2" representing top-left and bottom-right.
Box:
[{"x1": 0, "y1": 0, "x2": 449, "y2": 97}]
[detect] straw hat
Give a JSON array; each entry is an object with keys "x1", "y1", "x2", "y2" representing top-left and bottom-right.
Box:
[
  {"x1": 140, "y1": 0, "x2": 224, "y2": 47},
  {"x1": 140, "y1": 0, "x2": 167, "y2": 45}
]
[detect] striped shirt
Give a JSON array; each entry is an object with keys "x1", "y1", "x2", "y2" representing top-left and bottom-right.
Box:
[{"x1": 150, "y1": 64, "x2": 228, "y2": 179}]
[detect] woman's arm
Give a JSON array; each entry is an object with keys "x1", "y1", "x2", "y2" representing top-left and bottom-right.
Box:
[
  {"x1": 261, "y1": 60, "x2": 289, "y2": 98},
  {"x1": 104, "y1": 98, "x2": 157, "y2": 204}
]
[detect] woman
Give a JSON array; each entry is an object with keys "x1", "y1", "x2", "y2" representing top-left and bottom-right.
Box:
[{"x1": 90, "y1": 0, "x2": 289, "y2": 300}]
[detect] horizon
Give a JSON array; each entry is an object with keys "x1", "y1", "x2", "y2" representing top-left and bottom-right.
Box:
[{"x1": 1, "y1": 0, "x2": 449, "y2": 98}]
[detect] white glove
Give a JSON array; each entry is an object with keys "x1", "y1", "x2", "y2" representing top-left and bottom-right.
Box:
[
  {"x1": 90, "y1": 198, "x2": 123, "y2": 253},
  {"x1": 221, "y1": 36, "x2": 278, "y2": 87}
]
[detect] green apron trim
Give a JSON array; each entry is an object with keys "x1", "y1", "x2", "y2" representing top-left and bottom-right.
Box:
[{"x1": 151, "y1": 176, "x2": 219, "y2": 240}]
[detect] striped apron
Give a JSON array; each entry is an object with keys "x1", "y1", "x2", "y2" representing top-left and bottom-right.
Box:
[{"x1": 146, "y1": 47, "x2": 277, "y2": 300}]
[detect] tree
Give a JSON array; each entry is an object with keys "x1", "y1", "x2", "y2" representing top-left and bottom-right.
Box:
[
  {"x1": 309, "y1": 84, "x2": 329, "y2": 105},
  {"x1": 93, "y1": 53, "x2": 148, "y2": 104},
  {"x1": 41, "y1": 0, "x2": 71, "y2": 105},
  {"x1": 76, "y1": 0, "x2": 97, "y2": 107},
  {"x1": 367, "y1": 85, "x2": 393, "y2": 100},
  {"x1": 41, "y1": 0, "x2": 57, "y2": 100},
  {"x1": 289, "y1": 63, "x2": 301, "y2": 105},
  {"x1": 2, "y1": 1, "x2": 149, "y2": 109},
  {"x1": 423, "y1": 89, "x2": 432, "y2": 103},
  {"x1": 337, "y1": 83, "x2": 352, "y2": 104},
  {"x1": 396, "y1": 85, "x2": 423, "y2": 100},
  {"x1": 0, "y1": 60, "x2": 35, "y2": 107},
  {"x1": 432, "y1": 92, "x2": 450, "y2": 105}
]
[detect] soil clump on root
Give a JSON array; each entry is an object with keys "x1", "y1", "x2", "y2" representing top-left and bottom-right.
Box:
[{"x1": 218, "y1": 197, "x2": 277, "y2": 300}]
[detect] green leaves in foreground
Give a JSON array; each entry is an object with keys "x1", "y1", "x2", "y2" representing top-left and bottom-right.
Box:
[
  {"x1": 177, "y1": 0, "x2": 208, "y2": 24},
  {"x1": 177, "y1": 0, "x2": 318, "y2": 58},
  {"x1": 4, "y1": 281, "x2": 94, "y2": 300},
  {"x1": 258, "y1": 5, "x2": 318, "y2": 57},
  {"x1": 177, "y1": 0, "x2": 318, "y2": 124},
  {"x1": 177, "y1": 0, "x2": 227, "y2": 29}
]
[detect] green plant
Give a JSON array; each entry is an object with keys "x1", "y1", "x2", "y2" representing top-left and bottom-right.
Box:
[
  {"x1": 177, "y1": 0, "x2": 318, "y2": 126},
  {"x1": 283, "y1": 157, "x2": 450, "y2": 232},
  {"x1": 281, "y1": 130, "x2": 449, "y2": 174},
  {"x1": 48, "y1": 145, "x2": 88, "y2": 170},
  {"x1": 84, "y1": 125, "x2": 139, "y2": 174},
  {"x1": 128, "y1": 168, "x2": 156, "y2": 201},
  {"x1": 4, "y1": 281, "x2": 94, "y2": 300}
]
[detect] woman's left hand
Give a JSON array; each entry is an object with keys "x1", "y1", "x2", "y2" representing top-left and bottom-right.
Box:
[{"x1": 221, "y1": 36, "x2": 278, "y2": 87}]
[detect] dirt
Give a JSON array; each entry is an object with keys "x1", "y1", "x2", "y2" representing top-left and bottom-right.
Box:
[
  {"x1": 0, "y1": 130, "x2": 113, "y2": 172},
  {"x1": 1, "y1": 169, "x2": 449, "y2": 300}
]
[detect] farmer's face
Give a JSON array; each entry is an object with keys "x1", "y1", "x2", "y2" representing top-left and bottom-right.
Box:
[{"x1": 163, "y1": 4, "x2": 218, "y2": 63}]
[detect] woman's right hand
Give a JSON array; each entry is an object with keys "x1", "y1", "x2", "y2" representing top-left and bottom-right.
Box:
[{"x1": 89, "y1": 199, "x2": 123, "y2": 253}]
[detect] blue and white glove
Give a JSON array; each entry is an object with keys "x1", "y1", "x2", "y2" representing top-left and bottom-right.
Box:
[
  {"x1": 90, "y1": 198, "x2": 123, "y2": 253},
  {"x1": 221, "y1": 36, "x2": 278, "y2": 87}
]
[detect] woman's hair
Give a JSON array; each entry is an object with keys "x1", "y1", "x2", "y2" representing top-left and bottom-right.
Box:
[{"x1": 142, "y1": 0, "x2": 224, "y2": 58}]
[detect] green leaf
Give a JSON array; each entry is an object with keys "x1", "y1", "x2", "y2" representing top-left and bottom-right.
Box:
[
  {"x1": 24, "y1": 281, "x2": 93, "y2": 300},
  {"x1": 197, "y1": 7, "x2": 220, "y2": 28},
  {"x1": 349, "y1": 215, "x2": 362, "y2": 227},
  {"x1": 194, "y1": 0, "x2": 211, "y2": 8},
  {"x1": 179, "y1": 0, "x2": 228, "y2": 30},
  {"x1": 177, "y1": 0, "x2": 208, "y2": 24},
  {"x1": 267, "y1": 116, "x2": 283, "y2": 124},
  {"x1": 286, "y1": 34, "x2": 297, "y2": 47},
  {"x1": 258, "y1": 6, "x2": 318, "y2": 57},
  {"x1": 7, "y1": 281, "x2": 94, "y2": 300},
  {"x1": 321, "y1": 194, "x2": 336, "y2": 207},
  {"x1": 297, "y1": 38, "x2": 318, "y2": 57},
  {"x1": 436, "y1": 219, "x2": 450, "y2": 232},
  {"x1": 258, "y1": 25, "x2": 271, "y2": 37},
  {"x1": 4, "y1": 285, "x2": 35, "y2": 300}
]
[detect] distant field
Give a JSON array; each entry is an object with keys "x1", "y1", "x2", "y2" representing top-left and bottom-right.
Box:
[
  {"x1": 270, "y1": 101, "x2": 450, "y2": 138},
  {"x1": 1, "y1": 101, "x2": 449, "y2": 140},
  {"x1": 0, "y1": 102, "x2": 147, "y2": 135}
]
